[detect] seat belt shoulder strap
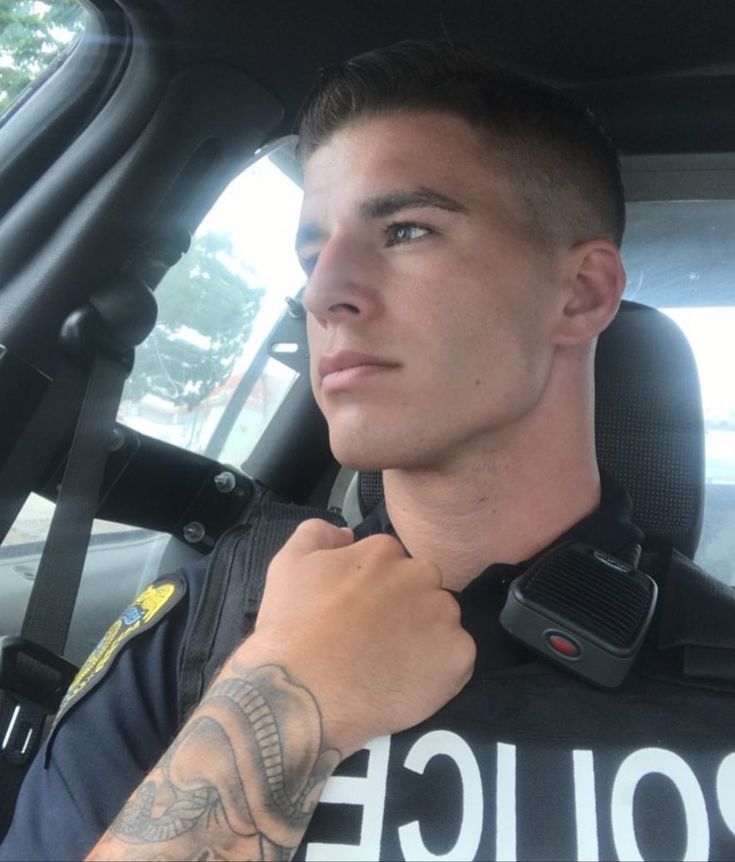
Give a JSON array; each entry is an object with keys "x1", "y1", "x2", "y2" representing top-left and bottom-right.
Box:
[
  {"x1": 0, "y1": 352, "x2": 130, "y2": 842},
  {"x1": 0, "y1": 283, "x2": 152, "y2": 842}
]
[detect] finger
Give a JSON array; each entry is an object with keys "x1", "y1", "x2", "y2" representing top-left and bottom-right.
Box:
[
  {"x1": 284, "y1": 519, "x2": 355, "y2": 555},
  {"x1": 357, "y1": 532, "x2": 412, "y2": 560}
]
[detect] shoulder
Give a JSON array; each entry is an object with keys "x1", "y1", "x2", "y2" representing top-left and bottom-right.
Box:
[
  {"x1": 55, "y1": 575, "x2": 185, "y2": 722},
  {"x1": 45, "y1": 558, "x2": 209, "y2": 758},
  {"x1": 55, "y1": 559, "x2": 208, "y2": 728}
]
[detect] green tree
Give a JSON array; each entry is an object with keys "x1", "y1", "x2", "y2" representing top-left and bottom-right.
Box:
[
  {"x1": 0, "y1": 0, "x2": 85, "y2": 114},
  {"x1": 125, "y1": 233, "x2": 265, "y2": 410}
]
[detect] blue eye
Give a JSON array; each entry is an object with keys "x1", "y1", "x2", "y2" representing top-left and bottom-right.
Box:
[{"x1": 387, "y1": 223, "x2": 431, "y2": 245}]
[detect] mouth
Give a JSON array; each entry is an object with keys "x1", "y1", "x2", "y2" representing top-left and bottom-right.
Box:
[{"x1": 318, "y1": 350, "x2": 400, "y2": 394}]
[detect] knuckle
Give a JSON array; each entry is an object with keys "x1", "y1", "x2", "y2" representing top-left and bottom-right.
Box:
[
  {"x1": 420, "y1": 589, "x2": 462, "y2": 632},
  {"x1": 436, "y1": 587, "x2": 461, "y2": 617},
  {"x1": 411, "y1": 557, "x2": 443, "y2": 586},
  {"x1": 362, "y1": 533, "x2": 405, "y2": 557},
  {"x1": 297, "y1": 517, "x2": 329, "y2": 535},
  {"x1": 460, "y1": 630, "x2": 477, "y2": 665},
  {"x1": 281, "y1": 519, "x2": 317, "y2": 550}
]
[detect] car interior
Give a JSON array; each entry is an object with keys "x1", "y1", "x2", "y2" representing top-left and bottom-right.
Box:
[{"x1": 0, "y1": 0, "x2": 734, "y2": 840}]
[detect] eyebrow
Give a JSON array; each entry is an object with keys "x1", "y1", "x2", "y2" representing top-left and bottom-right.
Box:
[
  {"x1": 295, "y1": 186, "x2": 468, "y2": 254},
  {"x1": 357, "y1": 186, "x2": 469, "y2": 219}
]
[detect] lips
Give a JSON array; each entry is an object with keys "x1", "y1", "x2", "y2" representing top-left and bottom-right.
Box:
[
  {"x1": 318, "y1": 350, "x2": 399, "y2": 379},
  {"x1": 317, "y1": 350, "x2": 400, "y2": 394}
]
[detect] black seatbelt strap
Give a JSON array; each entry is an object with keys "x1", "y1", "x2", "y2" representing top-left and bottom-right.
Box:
[
  {"x1": 0, "y1": 352, "x2": 129, "y2": 841},
  {"x1": 0, "y1": 358, "x2": 86, "y2": 547},
  {"x1": 23, "y1": 353, "x2": 129, "y2": 650},
  {"x1": 0, "y1": 276, "x2": 155, "y2": 841}
]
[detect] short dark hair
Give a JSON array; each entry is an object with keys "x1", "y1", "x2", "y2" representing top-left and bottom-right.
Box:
[{"x1": 296, "y1": 41, "x2": 625, "y2": 248}]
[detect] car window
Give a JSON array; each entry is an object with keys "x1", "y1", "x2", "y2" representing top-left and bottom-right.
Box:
[
  {"x1": 0, "y1": 138, "x2": 306, "y2": 664},
  {"x1": 119, "y1": 139, "x2": 303, "y2": 463},
  {"x1": 622, "y1": 200, "x2": 735, "y2": 584},
  {"x1": 0, "y1": 0, "x2": 86, "y2": 119},
  {"x1": 5, "y1": 137, "x2": 304, "y2": 551}
]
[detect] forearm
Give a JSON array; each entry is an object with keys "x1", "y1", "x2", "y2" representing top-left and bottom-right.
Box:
[{"x1": 87, "y1": 659, "x2": 341, "y2": 862}]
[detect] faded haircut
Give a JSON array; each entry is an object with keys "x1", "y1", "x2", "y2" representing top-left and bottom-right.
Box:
[{"x1": 296, "y1": 40, "x2": 625, "y2": 249}]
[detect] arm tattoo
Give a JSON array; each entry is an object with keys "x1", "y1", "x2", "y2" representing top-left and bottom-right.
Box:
[{"x1": 108, "y1": 664, "x2": 341, "y2": 861}]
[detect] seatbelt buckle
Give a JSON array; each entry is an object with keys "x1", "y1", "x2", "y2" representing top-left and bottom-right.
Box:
[
  {"x1": 0, "y1": 636, "x2": 78, "y2": 714},
  {"x1": 0, "y1": 698, "x2": 47, "y2": 765},
  {"x1": 500, "y1": 542, "x2": 658, "y2": 688}
]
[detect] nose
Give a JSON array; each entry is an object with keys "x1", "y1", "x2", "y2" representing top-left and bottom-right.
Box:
[{"x1": 302, "y1": 234, "x2": 382, "y2": 328}]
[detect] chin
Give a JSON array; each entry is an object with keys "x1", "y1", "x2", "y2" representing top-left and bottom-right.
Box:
[
  {"x1": 328, "y1": 433, "x2": 438, "y2": 473},
  {"x1": 328, "y1": 434, "x2": 392, "y2": 472},
  {"x1": 324, "y1": 418, "x2": 388, "y2": 471},
  {"x1": 331, "y1": 448, "x2": 393, "y2": 473},
  {"x1": 326, "y1": 408, "x2": 457, "y2": 471}
]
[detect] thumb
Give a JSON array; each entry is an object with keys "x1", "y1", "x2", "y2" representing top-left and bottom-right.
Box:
[{"x1": 284, "y1": 519, "x2": 355, "y2": 556}]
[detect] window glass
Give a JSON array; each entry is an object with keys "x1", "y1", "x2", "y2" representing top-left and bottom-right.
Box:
[
  {"x1": 0, "y1": 0, "x2": 85, "y2": 117},
  {"x1": 119, "y1": 141, "x2": 304, "y2": 464},
  {"x1": 622, "y1": 200, "x2": 735, "y2": 584},
  {"x1": 659, "y1": 307, "x2": 735, "y2": 485}
]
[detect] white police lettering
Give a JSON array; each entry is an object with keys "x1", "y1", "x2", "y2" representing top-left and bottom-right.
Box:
[
  {"x1": 397, "y1": 730, "x2": 483, "y2": 861},
  {"x1": 495, "y1": 742, "x2": 516, "y2": 862},
  {"x1": 303, "y1": 734, "x2": 735, "y2": 861},
  {"x1": 305, "y1": 736, "x2": 390, "y2": 861},
  {"x1": 611, "y1": 748, "x2": 709, "y2": 862},
  {"x1": 573, "y1": 749, "x2": 599, "y2": 862}
]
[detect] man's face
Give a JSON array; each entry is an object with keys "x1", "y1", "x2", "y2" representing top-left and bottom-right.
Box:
[{"x1": 297, "y1": 111, "x2": 568, "y2": 471}]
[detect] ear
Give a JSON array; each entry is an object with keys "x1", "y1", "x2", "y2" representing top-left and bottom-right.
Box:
[{"x1": 552, "y1": 240, "x2": 626, "y2": 348}]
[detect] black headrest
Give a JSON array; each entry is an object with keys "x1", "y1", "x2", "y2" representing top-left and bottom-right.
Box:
[{"x1": 358, "y1": 301, "x2": 705, "y2": 558}]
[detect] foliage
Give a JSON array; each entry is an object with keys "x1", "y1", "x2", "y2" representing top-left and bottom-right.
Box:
[
  {"x1": 0, "y1": 0, "x2": 85, "y2": 114},
  {"x1": 125, "y1": 233, "x2": 265, "y2": 410}
]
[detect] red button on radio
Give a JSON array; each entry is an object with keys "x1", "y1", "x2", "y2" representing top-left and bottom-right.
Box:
[{"x1": 547, "y1": 633, "x2": 580, "y2": 658}]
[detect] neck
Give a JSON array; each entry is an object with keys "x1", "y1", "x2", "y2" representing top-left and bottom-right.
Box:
[
  {"x1": 382, "y1": 362, "x2": 601, "y2": 591},
  {"x1": 384, "y1": 449, "x2": 601, "y2": 592}
]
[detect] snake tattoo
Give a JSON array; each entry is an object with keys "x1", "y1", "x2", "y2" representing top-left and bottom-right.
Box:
[{"x1": 110, "y1": 664, "x2": 341, "y2": 860}]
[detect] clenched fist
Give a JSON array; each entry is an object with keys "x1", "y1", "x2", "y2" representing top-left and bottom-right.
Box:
[{"x1": 242, "y1": 518, "x2": 476, "y2": 758}]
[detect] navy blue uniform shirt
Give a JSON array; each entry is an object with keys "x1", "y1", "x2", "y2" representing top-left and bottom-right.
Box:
[{"x1": 3, "y1": 480, "x2": 735, "y2": 860}]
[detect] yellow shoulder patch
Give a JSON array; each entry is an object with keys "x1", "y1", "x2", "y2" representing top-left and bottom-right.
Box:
[{"x1": 53, "y1": 578, "x2": 185, "y2": 726}]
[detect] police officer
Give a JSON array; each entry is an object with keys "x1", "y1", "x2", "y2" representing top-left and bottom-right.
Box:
[{"x1": 3, "y1": 41, "x2": 734, "y2": 862}]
